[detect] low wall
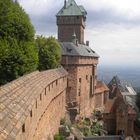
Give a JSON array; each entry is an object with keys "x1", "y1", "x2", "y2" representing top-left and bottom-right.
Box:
[
  {"x1": 83, "y1": 136, "x2": 121, "y2": 140},
  {"x1": 0, "y1": 67, "x2": 68, "y2": 140}
]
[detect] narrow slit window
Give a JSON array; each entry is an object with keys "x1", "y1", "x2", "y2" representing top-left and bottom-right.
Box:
[
  {"x1": 22, "y1": 124, "x2": 25, "y2": 133},
  {"x1": 36, "y1": 100, "x2": 37, "y2": 109},
  {"x1": 30, "y1": 110, "x2": 32, "y2": 117},
  {"x1": 45, "y1": 88, "x2": 46, "y2": 96}
]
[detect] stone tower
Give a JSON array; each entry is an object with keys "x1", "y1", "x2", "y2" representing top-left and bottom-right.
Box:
[
  {"x1": 56, "y1": 0, "x2": 87, "y2": 44},
  {"x1": 57, "y1": 0, "x2": 100, "y2": 120}
]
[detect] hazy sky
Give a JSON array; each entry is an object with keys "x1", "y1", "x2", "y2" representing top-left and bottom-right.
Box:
[{"x1": 18, "y1": 0, "x2": 140, "y2": 67}]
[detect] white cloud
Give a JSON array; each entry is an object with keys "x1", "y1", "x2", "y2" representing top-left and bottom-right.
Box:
[
  {"x1": 19, "y1": 0, "x2": 63, "y2": 16},
  {"x1": 85, "y1": 25, "x2": 140, "y2": 66},
  {"x1": 19, "y1": 0, "x2": 140, "y2": 17},
  {"x1": 77, "y1": 0, "x2": 140, "y2": 17},
  {"x1": 18, "y1": 0, "x2": 140, "y2": 67}
]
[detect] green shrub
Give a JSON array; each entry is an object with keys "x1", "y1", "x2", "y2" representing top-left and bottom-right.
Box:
[
  {"x1": 54, "y1": 133, "x2": 65, "y2": 140},
  {"x1": 60, "y1": 118, "x2": 65, "y2": 125},
  {"x1": 83, "y1": 118, "x2": 90, "y2": 126}
]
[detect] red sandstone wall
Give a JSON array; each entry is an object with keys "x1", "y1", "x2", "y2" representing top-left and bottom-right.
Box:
[
  {"x1": 61, "y1": 56, "x2": 98, "y2": 66},
  {"x1": 62, "y1": 55, "x2": 98, "y2": 118},
  {"x1": 57, "y1": 16, "x2": 85, "y2": 43},
  {"x1": 0, "y1": 68, "x2": 67, "y2": 140},
  {"x1": 94, "y1": 93, "x2": 103, "y2": 108},
  {"x1": 77, "y1": 65, "x2": 95, "y2": 117}
]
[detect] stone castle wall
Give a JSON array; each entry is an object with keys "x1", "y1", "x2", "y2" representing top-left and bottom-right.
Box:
[
  {"x1": 0, "y1": 68, "x2": 67, "y2": 140},
  {"x1": 76, "y1": 65, "x2": 95, "y2": 117},
  {"x1": 57, "y1": 16, "x2": 85, "y2": 43},
  {"x1": 62, "y1": 56, "x2": 98, "y2": 118},
  {"x1": 61, "y1": 56, "x2": 98, "y2": 65}
]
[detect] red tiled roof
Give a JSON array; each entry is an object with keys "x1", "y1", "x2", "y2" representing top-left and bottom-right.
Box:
[{"x1": 95, "y1": 81, "x2": 109, "y2": 94}]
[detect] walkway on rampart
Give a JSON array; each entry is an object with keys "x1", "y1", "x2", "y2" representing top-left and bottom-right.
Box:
[{"x1": 0, "y1": 67, "x2": 67, "y2": 140}]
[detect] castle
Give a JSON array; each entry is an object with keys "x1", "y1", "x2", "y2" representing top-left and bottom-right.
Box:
[
  {"x1": 0, "y1": 0, "x2": 138, "y2": 140},
  {"x1": 104, "y1": 76, "x2": 137, "y2": 136},
  {"x1": 57, "y1": 0, "x2": 109, "y2": 120}
]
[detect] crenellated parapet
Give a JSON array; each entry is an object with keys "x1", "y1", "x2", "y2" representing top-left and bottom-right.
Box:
[{"x1": 0, "y1": 67, "x2": 68, "y2": 140}]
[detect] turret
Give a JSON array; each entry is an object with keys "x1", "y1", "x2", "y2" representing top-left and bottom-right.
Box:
[{"x1": 56, "y1": 0, "x2": 87, "y2": 44}]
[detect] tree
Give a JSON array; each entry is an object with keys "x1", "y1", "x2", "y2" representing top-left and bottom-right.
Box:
[
  {"x1": 36, "y1": 36, "x2": 61, "y2": 71},
  {"x1": 0, "y1": 0, "x2": 38, "y2": 85},
  {"x1": 0, "y1": 0, "x2": 35, "y2": 42}
]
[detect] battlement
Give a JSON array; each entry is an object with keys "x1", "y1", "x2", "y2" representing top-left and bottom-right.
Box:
[{"x1": 0, "y1": 67, "x2": 68, "y2": 140}]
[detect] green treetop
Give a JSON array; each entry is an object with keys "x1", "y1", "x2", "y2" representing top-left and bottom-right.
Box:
[
  {"x1": 0, "y1": 0, "x2": 38, "y2": 85},
  {"x1": 36, "y1": 36, "x2": 61, "y2": 71}
]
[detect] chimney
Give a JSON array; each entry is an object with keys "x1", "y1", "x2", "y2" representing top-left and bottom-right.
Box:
[
  {"x1": 76, "y1": 39, "x2": 78, "y2": 46},
  {"x1": 72, "y1": 32, "x2": 78, "y2": 46},
  {"x1": 86, "y1": 41, "x2": 89, "y2": 46},
  {"x1": 64, "y1": 0, "x2": 67, "y2": 9}
]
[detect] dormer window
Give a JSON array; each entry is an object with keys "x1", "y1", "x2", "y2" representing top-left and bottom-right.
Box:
[{"x1": 66, "y1": 48, "x2": 72, "y2": 52}]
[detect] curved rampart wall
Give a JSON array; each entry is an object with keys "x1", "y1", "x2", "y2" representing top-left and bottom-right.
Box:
[{"x1": 0, "y1": 68, "x2": 68, "y2": 140}]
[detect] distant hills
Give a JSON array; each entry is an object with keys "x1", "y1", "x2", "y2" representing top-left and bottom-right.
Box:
[{"x1": 98, "y1": 65, "x2": 140, "y2": 92}]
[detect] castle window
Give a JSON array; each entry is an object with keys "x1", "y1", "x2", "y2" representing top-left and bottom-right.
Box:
[
  {"x1": 67, "y1": 79, "x2": 69, "y2": 87},
  {"x1": 77, "y1": 16, "x2": 79, "y2": 19},
  {"x1": 56, "y1": 80, "x2": 58, "y2": 85},
  {"x1": 90, "y1": 76, "x2": 93, "y2": 96},
  {"x1": 36, "y1": 100, "x2": 37, "y2": 108},
  {"x1": 78, "y1": 90, "x2": 81, "y2": 96},
  {"x1": 79, "y1": 78, "x2": 81, "y2": 83},
  {"x1": 86, "y1": 75, "x2": 88, "y2": 80},
  {"x1": 66, "y1": 48, "x2": 72, "y2": 53},
  {"x1": 30, "y1": 110, "x2": 32, "y2": 117},
  {"x1": 86, "y1": 49, "x2": 91, "y2": 53},
  {"x1": 40, "y1": 94, "x2": 42, "y2": 101},
  {"x1": 49, "y1": 85, "x2": 50, "y2": 91},
  {"x1": 91, "y1": 50, "x2": 95, "y2": 53},
  {"x1": 45, "y1": 88, "x2": 46, "y2": 96},
  {"x1": 22, "y1": 124, "x2": 25, "y2": 133}
]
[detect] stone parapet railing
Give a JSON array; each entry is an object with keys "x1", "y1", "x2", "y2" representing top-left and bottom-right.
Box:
[{"x1": 0, "y1": 67, "x2": 68, "y2": 140}]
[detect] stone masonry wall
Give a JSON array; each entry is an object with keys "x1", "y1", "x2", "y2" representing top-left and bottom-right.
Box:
[
  {"x1": 77, "y1": 65, "x2": 95, "y2": 117},
  {"x1": 0, "y1": 68, "x2": 68, "y2": 140},
  {"x1": 62, "y1": 55, "x2": 98, "y2": 118},
  {"x1": 57, "y1": 16, "x2": 85, "y2": 43}
]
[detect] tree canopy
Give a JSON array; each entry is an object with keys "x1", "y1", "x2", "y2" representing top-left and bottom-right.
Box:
[
  {"x1": 36, "y1": 36, "x2": 61, "y2": 71},
  {"x1": 0, "y1": 0, "x2": 35, "y2": 41},
  {"x1": 0, "y1": 0, "x2": 62, "y2": 85},
  {"x1": 0, "y1": 0, "x2": 38, "y2": 85}
]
